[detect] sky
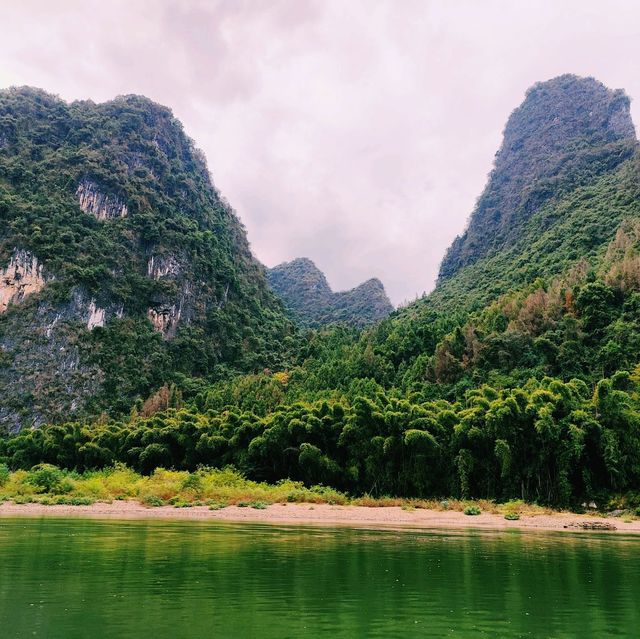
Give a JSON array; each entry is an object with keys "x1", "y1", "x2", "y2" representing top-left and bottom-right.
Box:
[{"x1": 0, "y1": 1, "x2": 639, "y2": 305}]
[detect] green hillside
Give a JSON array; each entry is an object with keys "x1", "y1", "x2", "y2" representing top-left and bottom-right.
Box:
[{"x1": 0, "y1": 87, "x2": 293, "y2": 429}]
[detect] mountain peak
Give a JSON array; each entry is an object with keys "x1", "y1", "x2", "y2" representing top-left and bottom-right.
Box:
[
  {"x1": 267, "y1": 259, "x2": 393, "y2": 328},
  {"x1": 438, "y1": 74, "x2": 637, "y2": 283}
]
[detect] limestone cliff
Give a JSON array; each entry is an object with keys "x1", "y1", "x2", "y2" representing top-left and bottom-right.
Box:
[
  {"x1": 0, "y1": 86, "x2": 292, "y2": 430},
  {"x1": 0, "y1": 250, "x2": 48, "y2": 313},
  {"x1": 427, "y1": 75, "x2": 640, "y2": 312}
]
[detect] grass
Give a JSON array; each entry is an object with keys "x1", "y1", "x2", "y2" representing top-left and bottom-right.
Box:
[
  {"x1": 0, "y1": 464, "x2": 627, "y2": 519},
  {"x1": 0, "y1": 464, "x2": 349, "y2": 508}
]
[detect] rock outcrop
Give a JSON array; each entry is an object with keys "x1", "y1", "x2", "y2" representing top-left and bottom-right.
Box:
[
  {"x1": 86, "y1": 299, "x2": 106, "y2": 330},
  {"x1": 76, "y1": 178, "x2": 128, "y2": 220},
  {"x1": 0, "y1": 250, "x2": 49, "y2": 313}
]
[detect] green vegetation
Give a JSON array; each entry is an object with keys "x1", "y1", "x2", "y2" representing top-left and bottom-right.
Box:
[
  {"x1": 438, "y1": 75, "x2": 636, "y2": 298},
  {"x1": 0, "y1": 86, "x2": 294, "y2": 428},
  {"x1": 267, "y1": 257, "x2": 393, "y2": 328},
  {"x1": 0, "y1": 464, "x2": 348, "y2": 507},
  {"x1": 2, "y1": 76, "x2": 640, "y2": 511},
  {"x1": 1, "y1": 365, "x2": 639, "y2": 506}
]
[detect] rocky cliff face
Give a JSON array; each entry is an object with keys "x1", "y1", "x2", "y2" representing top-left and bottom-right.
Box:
[
  {"x1": 0, "y1": 87, "x2": 292, "y2": 430},
  {"x1": 438, "y1": 75, "x2": 637, "y2": 284},
  {"x1": 0, "y1": 250, "x2": 48, "y2": 312},
  {"x1": 267, "y1": 258, "x2": 394, "y2": 327},
  {"x1": 76, "y1": 178, "x2": 128, "y2": 220}
]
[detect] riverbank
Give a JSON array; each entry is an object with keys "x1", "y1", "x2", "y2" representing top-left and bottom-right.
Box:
[{"x1": 1, "y1": 500, "x2": 638, "y2": 534}]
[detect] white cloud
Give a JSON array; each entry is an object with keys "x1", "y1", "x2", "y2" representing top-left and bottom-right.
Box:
[{"x1": 0, "y1": 0, "x2": 638, "y2": 304}]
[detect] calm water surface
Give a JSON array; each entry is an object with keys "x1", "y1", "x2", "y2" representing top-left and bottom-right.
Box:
[{"x1": 0, "y1": 518, "x2": 638, "y2": 638}]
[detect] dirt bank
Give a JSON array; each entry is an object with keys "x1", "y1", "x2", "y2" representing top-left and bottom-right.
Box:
[{"x1": 1, "y1": 501, "x2": 638, "y2": 534}]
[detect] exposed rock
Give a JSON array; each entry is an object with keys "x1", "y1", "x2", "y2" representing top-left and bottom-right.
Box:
[
  {"x1": 0, "y1": 291, "x2": 104, "y2": 432},
  {"x1": 146, "y1": 254, "x2": 190, "y2": 337},
  {"x1": 0, "y1": 250, "x2": 49, "y2": 312},
  {"x1": 147, "y1": 304, "x2": 181, "y2": 338},
  {"x1": 86, "y1": 299, "x2": 106, "y2": 330},
  {"x1": 76, "y1": 178, "x2": 128, "y2": 220},
  {"x1": 147, "y1": 254, "x2": 182, "y2": 279},
  {"x1": 564, "y1": 521, "x2": 617, "y2": 531}
]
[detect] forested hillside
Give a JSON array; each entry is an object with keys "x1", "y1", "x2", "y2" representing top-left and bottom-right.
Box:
[
  {"x1": 434, "y1": 75, "x2": 638, "y2": 312},
  {"x1": 0, "y1": 87, "x2": 293, "y2": 429},
  {"x1": 2, "y1": 76, "x2": 640, "y2": 508},
  {"x1": 267, "y1": 257, "x2": 393, "y2": 327}
]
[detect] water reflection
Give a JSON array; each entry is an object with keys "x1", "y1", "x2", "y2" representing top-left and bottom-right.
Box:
[{"x1": 0, "y1": 518, "x2": 638, "y2": 638}]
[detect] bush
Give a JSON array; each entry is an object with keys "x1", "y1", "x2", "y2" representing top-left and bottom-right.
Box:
[
  {"x1": 69, "y1": 496, "x2": 95, "y2": 506},
  {"x1": 504, "y1": 512, "x2": 520, "y2": 520},
  {"x1": 142, "y1": 495, "x2": 165, "y2": 507},
  {"x1": 464, "y1": 506, "x2": 481, "y2": 516},
  {"x1": 25, "y1": 464, "x2": 65, "y2": 493}
]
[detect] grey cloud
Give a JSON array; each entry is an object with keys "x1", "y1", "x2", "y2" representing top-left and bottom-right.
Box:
[{"x1": 0, "y1": 0, "x2": 639, "y2": 304}]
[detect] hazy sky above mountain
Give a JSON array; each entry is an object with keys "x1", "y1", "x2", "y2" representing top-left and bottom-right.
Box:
[{"x1": 0, "y1": 0, "x2": 638, "y2": 304}]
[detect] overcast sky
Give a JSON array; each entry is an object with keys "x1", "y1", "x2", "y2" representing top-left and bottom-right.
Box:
[{"x1": 0, "y1": 1, "x2": 639, "y2": 304}]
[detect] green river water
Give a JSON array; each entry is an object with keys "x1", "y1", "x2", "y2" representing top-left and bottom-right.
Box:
[{"x1": 0, "y1": 518, "x2": 638, "y2": 638}]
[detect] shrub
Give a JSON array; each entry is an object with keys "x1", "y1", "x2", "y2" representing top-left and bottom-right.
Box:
[
  {"x1": 142, "y1": 495, "x2": 165, "y2": 507},
  {"x1": 69, "y1": 497, "x2": 95, "y2": 506},
  {"x1": 25, "y1": 464, "x2": 65, "y2": 493},
  {"x1": 464, "y1": 506, "x2": 481, "y2": 516},
  {"x1": 504, "y1": 512, "x2": 520, "y2": 520}
]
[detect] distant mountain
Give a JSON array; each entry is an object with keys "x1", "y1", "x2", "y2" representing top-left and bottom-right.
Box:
[
  {"x1": 267, "y1": 258, "x2": 393, "y2": 327},
  {"x1": 432, "y1": 74, "x2": 638, "y2": 311},
  {"x1": 0, "y1": 87, "x2": 292, "y2": 429}
]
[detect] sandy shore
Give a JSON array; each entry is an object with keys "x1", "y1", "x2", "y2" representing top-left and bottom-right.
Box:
[{"x1": 1, "y1": 500, "x2": 639, "y2": 534}]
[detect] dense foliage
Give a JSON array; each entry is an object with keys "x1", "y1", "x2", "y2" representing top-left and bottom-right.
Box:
[
  {"x1": 267, "y1": 257, "x2": 393, "y2": 328},
  {"x1": 2, "y1": 371, "x2": 638, "y2": 506}
]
